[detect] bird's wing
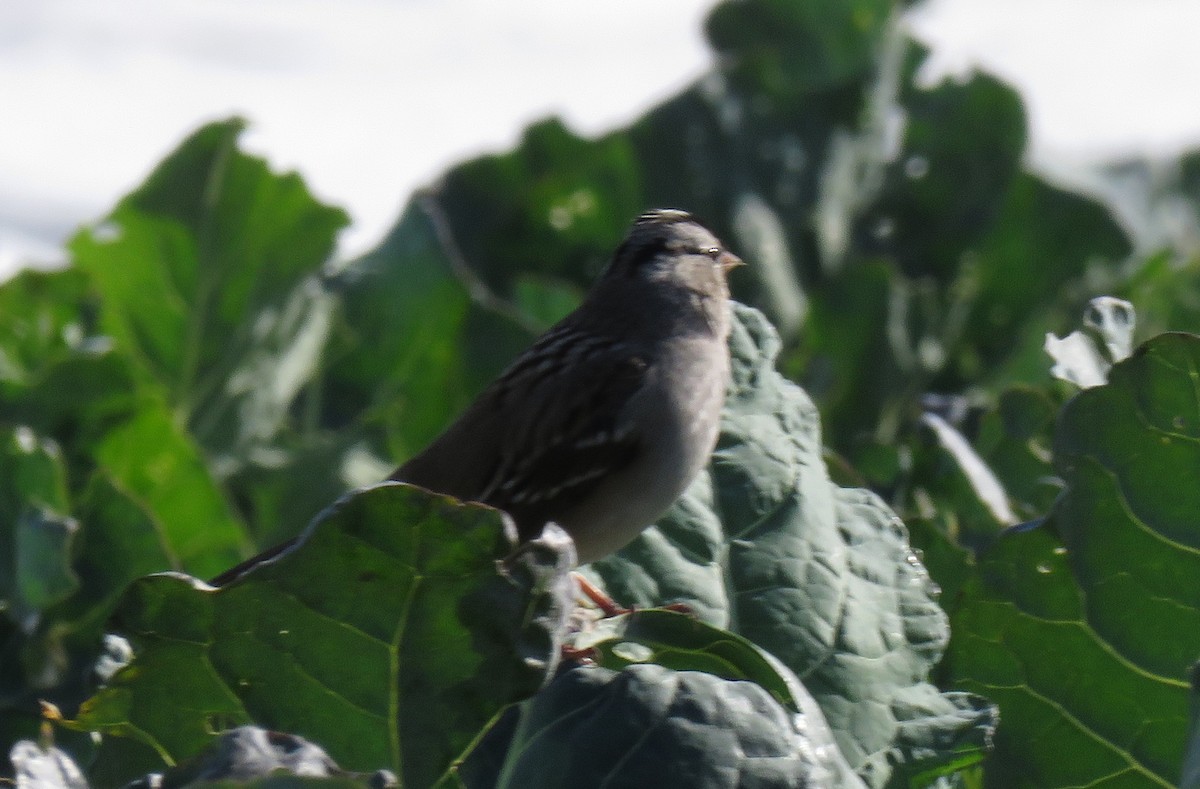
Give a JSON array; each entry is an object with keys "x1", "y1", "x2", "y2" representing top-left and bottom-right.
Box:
[
  {"x1": 394, "y1": 325, "x2": 650, "y2": 532},
  {"x1": 210, "y1": 333, "x2": 646, "y2": 587}
]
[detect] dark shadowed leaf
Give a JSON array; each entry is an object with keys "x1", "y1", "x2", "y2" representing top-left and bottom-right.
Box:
[
  {"x1": 492, "y1": 663, "x2": 865, "y2": 789},
  {"x1": 705, "y1": 0, "x2": 894, "y2": 93},
  {"x1": 69, "y1": 483, "x2": 574, "y2": 788},
  {"x1": 587, "y1": 305, "x2": 995, "y2": 787},
  {"x1": 946, "y1": 332, "x2": 1200, "y2": 787},
  {"x1": 1184, "y1": 666, "x2": 1200, "y2": 789},
  {"x1": 15, "y1": 508, "x2": 79, "y2": 614},
  {"x1": 581, "y1": 609, "x2": 798, "y2": 712},
  {"x1": 320, "y1": 203, "x2": 530, "y2": 461},
  {"x1": 48, "y1": 474, "x2": 175, "y2": 633},
  {"x1": 965, "y1": 173, "x2": 1132, "y2": 386},
  {"x1": 0, "y1": 428, "x2": 71, "y2": 618},
  {"x1": 856, "y1": 71, "x2": 1026, "y2": 281}
]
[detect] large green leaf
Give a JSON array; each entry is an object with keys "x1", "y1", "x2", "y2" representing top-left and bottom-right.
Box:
[
  {"x1": 13, "y1": 356, "x2": 248, "y2": 581},
  {"x1": 70, "y1": 118, "x2": 348, "y2": 467},
  {"x1": 964, "y1": 174, "x2": 1132, "y2": 389},
  {"x1": 793, "y1": 258, "x2": 899, "y2": 446},
  {"x1": 946, "y1": 332, "x2": 1200, "y2": 787},
  {"x1": 0, "y1": 269, "x2": 97, "y2": 395},
  {"x1": 47, "y1": 474, "x2": 175, "y2": 633},
  {"x1": 6, "y1": 367, "x2": 246, "y2": 584},
  {"x1": 89, "y1": 403, "x2": 247, "y2": 579},
  {"x1": 855, "y1": 71, "x2": 1026, "y2": 281},
  {"x1": 583, "y1": 609, "x2": 799, "y2": 712},
  {"x1": 322, "y1": 204, "x2": 533, "y2": 462},
  {"x1": 706, "y1": 0, "x2": 894, "y2": 93},
  {"x1": 586, "y1": 304, "x2": 995, "y2": 787},
  {"x1": 0, "y1": 204, "x2": 249, "y2": 584},
  {"x1": 492, "y1": 663, "x2": 864, "y2": 789},
  {"x1": 282, "y1": 202, "x2": 545, "y2": 547},
  {"x1": 405, "y1": 0, "x2": 903, "y2": 354},
  {"x1": 0, "y1": 269, "x2": 139, "y2": 460},
  {"x1": 904, "y1": 386, "x2": 1060, "y2": 559},
  {"x1": 70, "y1": 483, "x2": 574, "y2": 788},
  {"x1": 428, "y1": 120, "x2": 641, "y2": 296}
]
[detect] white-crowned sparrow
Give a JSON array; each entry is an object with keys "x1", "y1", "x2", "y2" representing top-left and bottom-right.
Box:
[
  {"x1": 213, "y1": 209, "x2": 740, "y2": 583},
  {"x1": 391, "y1": 208, "x2": 741, "y2": 562}
]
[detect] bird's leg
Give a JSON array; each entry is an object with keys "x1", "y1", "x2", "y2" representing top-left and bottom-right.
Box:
[
  {"x1": 559, "y1": 643, "x2": 600, "y2": 664},
  {"x1": 573, "y1": 572, "x2": 628, "y2": 617},
  {"x1": 572, "y1": 573, "x2": 697, "y2": 617}
]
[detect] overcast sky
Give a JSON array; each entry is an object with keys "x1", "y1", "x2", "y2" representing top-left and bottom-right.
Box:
[{"x1": 2, "y1": 0, "x2": 1199, "y2": 279}]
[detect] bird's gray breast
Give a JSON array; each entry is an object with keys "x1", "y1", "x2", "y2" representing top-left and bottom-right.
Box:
[{"x1": 564, "y1": 331, "x2": 728, "y2": 562}]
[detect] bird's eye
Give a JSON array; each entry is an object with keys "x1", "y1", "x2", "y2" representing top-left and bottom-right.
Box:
[{"x1": 704, "y1": 247, "x2": 721, "y2": 258}]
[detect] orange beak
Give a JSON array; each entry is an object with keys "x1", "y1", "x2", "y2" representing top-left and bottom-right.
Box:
[{"x1": 720, "y1": 251, "x2": 745, "y2": 272}]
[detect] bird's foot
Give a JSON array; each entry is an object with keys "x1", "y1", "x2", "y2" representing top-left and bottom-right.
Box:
[
  {"x1": 573, "y1": 572, "x2": 628, "y2": 617},
  {"x1": 559, "y1": 644, "x2": 600, "y2": 664},
  {"x1": 573, "y1": 573, "x2": 699, "y2": 618}
]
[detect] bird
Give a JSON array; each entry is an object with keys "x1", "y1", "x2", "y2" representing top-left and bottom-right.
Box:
[{"x1": 212, "y1": 209, "x2": 741, "y2": 585}]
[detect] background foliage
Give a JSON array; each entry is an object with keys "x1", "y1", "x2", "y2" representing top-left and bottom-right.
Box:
[{"x1": 3, "y1": 0, "x2": 1200, "y2": 786}]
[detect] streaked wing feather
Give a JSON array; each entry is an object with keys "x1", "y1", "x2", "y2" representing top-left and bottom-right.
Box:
[{"x1": 479, "y1": 331, "x2": 648, "y2": 534}]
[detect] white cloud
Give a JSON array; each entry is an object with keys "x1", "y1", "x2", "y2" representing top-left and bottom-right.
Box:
[
  {"x1": 3, "y1": 0, "x2": 1199, "y2": 281},
  {"x1": 908, "y1": 0, "x2": 1200, "y2": 164},
  {"x1": 0, "y1": 0, "x2": 715, "y2": 275}
]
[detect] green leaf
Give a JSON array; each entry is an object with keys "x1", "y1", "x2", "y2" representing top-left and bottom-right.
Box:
[
  {"x1": 0, "y1": 427, "x2": 71, "y2": 616},
  {"x1": 432, "y1": 119, "x2": 642, "y2": 295},
  {"x1": 905, "y1": 514, "x2": 975, "y2": 613},
  {"x1": 321, "y1": 205, "x2": 521, "y2": 461},
  {"x1": 1183, "y1": 666, "x2": 1200, "y2": 789},
  {"x1": 15, "y1": 508, "x2": 80, "y2": 614},
  {"x1": 90, "y1": 401, "x2": 247, "y2": 579},
  {"x1": 226, "y1": 434, "x2": 373, "y2": 550},
  {"x1": 907, "y1": 386, "x2": 1060, "y2": 555},
  {"x1": 705, "y1": 0, "x2": 894, "y2": 93},
  {"x1": 946, "y1": 332, "x2": 1200, "y2": 787},
  {"x1": 0, "y1": 256, "x2": 247, "y2": 583},
  {"x1": 794, "y1": 259, "x2": 900, "y2": 444},
  {"x1": 978, "y1": 387, "x2": 1059, "y2": 521},
  {"x1": 586, "y1": 304, "x2": 995, "y2": 786},
  {"x1": 0, "y1": 269, "x2": 97, "y2": 394},
  {"x1": 48, "y1": 474, "x2": 175, "y2": 633},
  {"x1": 1120, "y1": 251, "x2": 1200, "y2": 339},
  {"x1": 2, "y1": 351, "x2": 247, "y2": 587},
  {"x1": 857, "y1": 71, "x2": 1027, "y2": 281},
  {"x1": 69, "y1": 118, "x2": 348, "y2": 465},
  {"x1": 5, "y1": 344, "x2": 143, "y2": 461},
  {"x1": 311, "y1": 200, "x2": 545, "y2": 511},
  {"x1": 493, "y1": 663, "x2": 866, "y2": 789},
  {"x1": 580, "y1": 609, "x2": 798, "y2": 712},
  {"x1": 69, "y1": 483, "x2": 574, "y2": 787},
  {"x1": 966, "y1": 173, "x2": 1132, "y2": 385}
]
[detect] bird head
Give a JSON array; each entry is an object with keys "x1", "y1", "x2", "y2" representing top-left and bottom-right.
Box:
[{"x1": 606, "y1": 209, "x2": 743, "y2": 294}]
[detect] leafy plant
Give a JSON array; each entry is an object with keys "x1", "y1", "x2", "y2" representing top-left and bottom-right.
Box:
[{"x1": 4, "y1": 0, "x2": 1200, "y2": 786}]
